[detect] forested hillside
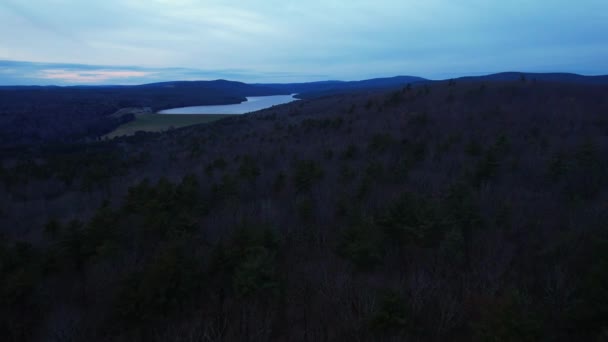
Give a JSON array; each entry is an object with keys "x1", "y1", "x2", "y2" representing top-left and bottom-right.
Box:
[
  {"x1": 0, "y1": 80, "x2": 287, "y2": 147},
  {"x1": 1, "y1": 80, "x2": 608, "y2": 341}
]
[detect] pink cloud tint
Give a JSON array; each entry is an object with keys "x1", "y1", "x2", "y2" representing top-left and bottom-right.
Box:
[{"x1": 37, "y1": 69, "x2": 154, "y2": 83}]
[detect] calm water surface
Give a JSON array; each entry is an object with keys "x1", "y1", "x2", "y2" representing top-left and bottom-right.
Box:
[{"x1": 159, "y1": 94, "x2": 298, "y2": 114}]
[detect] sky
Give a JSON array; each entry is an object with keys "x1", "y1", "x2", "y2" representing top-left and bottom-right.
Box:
[{"x1": 0, "y1": 0, "x2": 607, "y2": 85}]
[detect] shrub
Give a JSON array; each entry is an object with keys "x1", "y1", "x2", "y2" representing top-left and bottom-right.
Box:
[
  {"x1": 465, "y1": 140, "x2": 483, "y2": 157},
  {"x1": 339, "y1": 164, "x2": 356, "y2": 185},
  {"x1": 341, "y1": 144, "x2": 359, "y2": 160},
  {"x1": 443, "y1": 183, "x2": 482, "y2": 268},
  {"x1": 493, "y1": 134, "x2": 511, "y2": 155},
  {"x1": 175, "y1": 174, "x2": 200, "y2": 210},
  {"x1": 402, "y1": 139, "x2": 428, "y2": 164},
  {"x1": 472, "y1": 292, "x2": 543, "y2": 342},
  {"x1": 86, "y1": 202, "x2": 122, "y2": 259},
  {"x1": 233, "y1": 246, "x2": 278, "y2": 298},
  {"x1": 471, "y1": 149, "x2": 499, "y2": 187},
  {"x1": 368, "y1": 133, "x2": 395, "y2": 153},
  {"x1": 409, "y1": 112, "x2": 429, "y2": 126},
  {"x1": 378, "y1": 193, "x2": 443, "y2": 248},
  {"x1": 0, "y1": 242, "x2": 43, "y2": 342},
  {"x1": 44, "y1": 218, "x2": 62, "y2": 238},
  {"x1": 347, "y1": 104, "x2": 356, "y2": 114},
  {"x1": 213, "y1": 174, "x2": 239, "y2": 203},
  {"x1": 293, "y1": 159, "x2": 324, "y2": 193},
  {"x1": 209, "y1": 226, "x2": 280, "y2": 299},
  {"x1": 113, "y1": 243, "x2": 204, "y2": 329},
  {"x1": 205, "y1": 157, "x2": 228, "y2": 175},
  {"x1": 370, "y1": 290, "x2": 412, "y2": 332},
  {"x1": 273, "y1": 171, "x2": 286, "y2": 193},
  {"x1": 356, "y1": 176, "x2": 373, "y2": 200},
  {"x1": 547, "y1": 152, "x2": 569, "y2": 182},
  {"x1": 57, "y1": 220, "x2": 90, "y2": 273},
  {"x1": 570, "y1": 239, "x2": 608, "y2": 337},
  {"x1": 238, "y1": 155, "x2": 261, "y2": 183},
  {"x1": 297, "y1": 198, "x2": 315, "y2": 223},
  {"x1": 365, "y1": 160, "x2": 384, "y2": 178},
  {"x1": 338, "y1": 221, "x2": 384, "y2": 271},
  {"x1": 385, "y1": 90, "x2": 405, "y2": 106}
]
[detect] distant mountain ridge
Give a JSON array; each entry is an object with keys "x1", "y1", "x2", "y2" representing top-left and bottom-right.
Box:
[
  {"x1": 258, "y1": 75, "x2": 428, "y2": 94},
  {"x1": 2, "y1": 72, "x2": 607, "y2": 93},
  {"x1": 134, "y1": 79, "x2": 290, "y2": 96},
  {"x1": 453, "y1": 72, "x2": 608, "y2": 84},
  {"x1": 1, "y1": 72, "x2": 607, "y2": 146},
  {"x1": 0, "y1": 79, "x2": 289, "y2": 96},
  {"x1": 134, "y1": 72, "x2": 608, "y2": 98}
]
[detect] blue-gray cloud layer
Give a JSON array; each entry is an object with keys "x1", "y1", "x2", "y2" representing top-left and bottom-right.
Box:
[
  {"x1": 0, "y1": 60, "x2": 327, "y2": 85},
  {"x1": 0, "y1": 0, "x2": 607, "y2": 84}
]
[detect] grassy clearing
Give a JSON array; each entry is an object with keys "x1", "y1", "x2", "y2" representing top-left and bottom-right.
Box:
[{"x1": 105, "y1": 113, "x2": 234, "y2": 138}]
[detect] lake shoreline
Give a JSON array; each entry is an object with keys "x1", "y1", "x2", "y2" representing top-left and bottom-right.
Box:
[{"x1": 158, "y1": 94, "x2": 299, "y2": 115}]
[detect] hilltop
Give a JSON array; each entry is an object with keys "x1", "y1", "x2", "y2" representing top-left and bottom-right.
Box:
[
  {"x1": 1, "y1": 78, "x2": 608, "y2": 341},
  {"x1": 2, "y1": 72, "x2": 607, "y2": 148}
]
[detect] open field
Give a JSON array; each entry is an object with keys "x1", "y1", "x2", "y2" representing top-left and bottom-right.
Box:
[{"x1": 105, "y1": 113, "x2": 234, "y2": 138}]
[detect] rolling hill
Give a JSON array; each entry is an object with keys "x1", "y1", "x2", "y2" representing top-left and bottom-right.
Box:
[
  {"x1": 1, "y1": 73, "x2": 607, "y2": 148},
  {"x1": 1, "y1": 79, "x2": 608, "y2": 341}
]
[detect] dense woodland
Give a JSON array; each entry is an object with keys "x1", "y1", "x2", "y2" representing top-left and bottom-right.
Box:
[
  {"x1": 1, "y1": 79, "x2": 608, "y2": 341},
  {"x1": 3, "y1": 73, "x2": 601, "y2": 147}
]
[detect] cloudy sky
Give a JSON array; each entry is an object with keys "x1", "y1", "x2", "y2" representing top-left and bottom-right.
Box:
[{"x1": 1, "y1": 0, "x2": 607, "y2": 85}]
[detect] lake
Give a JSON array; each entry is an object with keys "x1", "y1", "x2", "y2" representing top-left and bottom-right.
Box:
[{"x1": 158, "y1": 94, "x2": 298, "y2": 114}]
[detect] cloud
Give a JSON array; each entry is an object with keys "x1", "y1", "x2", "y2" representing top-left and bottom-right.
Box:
[
  {"x1": 0, "y1": 0, "x2": 606, "y2": 82},
  {"x1": 37, "y1": 69, "x2": 155, "y2": 83},
  {"x1": 0, "y1": 60, "x2": 331, "y2": 85}
]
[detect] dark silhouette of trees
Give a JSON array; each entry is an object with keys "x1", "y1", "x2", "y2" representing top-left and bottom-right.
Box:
[{"x1": 1, "y1": 80, "x2": 608, "y2": 341}]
